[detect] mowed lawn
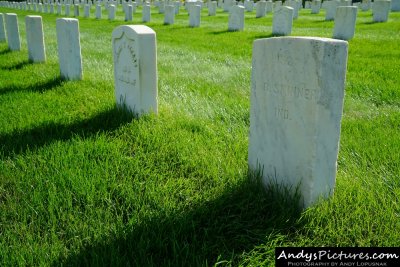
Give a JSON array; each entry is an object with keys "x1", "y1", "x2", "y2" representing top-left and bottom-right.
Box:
[{"x1": 0, "y1": 5, "x2": 399, "y2": 266}]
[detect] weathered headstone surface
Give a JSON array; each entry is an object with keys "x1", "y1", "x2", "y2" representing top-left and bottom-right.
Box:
[
  {"x1": 325, "y1": 0, "x2": 338, "y2": 21},
  {"x1": 142, "y1": 4, "x2": 151, "y2": 22},
  {"x1": 25, "y1": 15, "x2": 46, "y2": 62},
  {"x1": 164, "y1": 5, "x2": 175, "y2": 24},
  {"x1": 333, "y1": 6, "x2": 357, "y2": 40},
  {"x1": 112, "y1": 25, "x2": 158, "y2": 117},
  {"x1": 372, "y1": 0, "x2": 391, "y2": 22},
  {"x1": 272, "y1": 6, "x2": 293, "y2": 36},
  {"x1": 5, "y1": 13, "x2": 21, "y2": 51},
  {"x1": 56, "y1": 18, "x2": 82, "y2": 80},
  {"x1": 228, "y1": 5, "x2": 245, "y2": 31},
  {"x1": 0, "y1": 13, "x2": 6, "y2": 43},
  {"x1": 249, "y1": 36, "x2": 348, "y2": 208},
  {"x1": 189, "y1": 5, "x2": 201, "y2": 27}
]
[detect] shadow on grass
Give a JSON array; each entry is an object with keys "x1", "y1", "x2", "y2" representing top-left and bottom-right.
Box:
[
  {"x1": 0, "y1": 106, "x2": 134, "y2": 158},
  {"x1": 209, "y1": 29, "x2": 232, "y2": 35},
  {"x1": 1, "y1": 59, "x2": 31, "y2": 70},
  {"x1": 0, "y1": 47, "x2": 11, "y2": 55},
  {"x1": 0, "y1": 76, "x2": 64, "y2": 95},
  {"x1": 53, "y1": 175, "x2": 302, "y2": 266},
  {"x1": 250, "y1": 33, "x2": 275, "y2": 40}
]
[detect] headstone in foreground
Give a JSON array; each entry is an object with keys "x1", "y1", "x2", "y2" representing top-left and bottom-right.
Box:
[
  {"x1": 5, "y1": 13, "x2": 21, "y2": 51},
  {"x1": 56, "y1": 18, "x2": 83, "y2": 80},
  {"x1": 333, "y1": 6, "x2": 358, "y2": 40},
  {"x1": 25, "y1": 15, "x2": 46, "y2": 62},
  {"x1": 249, "y1": 37, "x2": 348, "y2": 208},
  {"x1": 112, "y1": 25, "x2": 158, "y2": 117}
]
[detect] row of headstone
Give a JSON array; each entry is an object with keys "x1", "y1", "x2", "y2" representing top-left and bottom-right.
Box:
[
  {"x1": 0, "y1": 7, "x2": 352, "y2": 209},
  {"x1": 111, "y1": 23, "x2": 349, "y2": 208},
  {"x1": 0, "y1": 13, "x2": 82, "y2": 79}
]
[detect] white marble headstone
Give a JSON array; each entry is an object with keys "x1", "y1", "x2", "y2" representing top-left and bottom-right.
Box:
[
  {"x1": 310, "y1": 0, "x2": 321, "y2": 14},
  {"x1": 109, "y1": 4, "x2": 116, "y2": 20},
  {"x1": 95, "y1": 4, "x2": 102, "y2": 19},
  {"x1": 325, "y1": 0, "x2": 338, "y2": 21},
  {"x1": 228, "y1": 5, "x2": 245, "y2": 31},
  {"x1": 125, "y1": 4, "x2": 133, "y2": 21},
  {"x1": 5, "y1": 13, "x2": 21, "y2": 51},
  {"x1": 392, "y1": 0, "x2": 400, "y2": 11},
  {"x1": 56, "y1": 18, "x2": 83, "y2": 80},
  {"x1": 112, "y1": 25, "x2": 158, "y2": 117},
  {"x1": 189, "y1": 5, "x2": 201, "y2": 27},
  {"x1": 25, "y1": 15, "x2": 46, "y2": 62},
  {"x1": 333, "y1": 6, "x2": 357, "y2": 40},
  {"x1": 142, "y1": 4, "x2": 151, "y2": 22},
  {"x1": 256, "y1": 0, "x2": 267, "y2": 18},
  {"x1": 249, "y1": 36, "x2": 348, "y2": 208},
  {"x1": 272, "y1": 6, "x2": 293, "y2": 36},
  {"x1": 164, "y1": 5, "x2": 175, "y2": 24},
  {"x1": 208, "y1": 1, "x2": 217, "y2": 16},
  {"x1": 372, "y1": 0, "x2": 391, "y2": 22}
]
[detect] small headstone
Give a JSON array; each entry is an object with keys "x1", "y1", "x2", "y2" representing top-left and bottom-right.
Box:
[
  {"x1": 333, "y1": 6, "x2": 357, "y2": 40},
  {"x1": 112, "y1": 25, "x2": 158, "y2": 117},
  {"x1": 310, "y1": 0, "x2": 320, "y2": 14},
  {"x1": 228, "y1": 5, "x2": 245, "y2": 31},
  {"x1": 74, "y1": 4, "x2": 80, "y2": 16},
  {"x1": 25, "y1": 15, "x2": 46, "y2": 62},
  {"x1": 84, "y1": 4, "x2": 90, "y2": 18},
  {"x1": 189, "y1": 5, "x2": 201, "y2": 27},
  {"x1": 174, "y1": 1, "x2": 181, "y2": 14},
  {"x1": 96, "y1": 4, "x2": 102, "y2": 19},
  {"x1": 158, "y1": 1, "x2": 165, "y2": 13},
  {"x1": 372, "y1": 0, "x2": 391, "y2": 22},
  {"x1": 109, "y1": 4, "x2": 116, "y2": 20},
  {"x1": 208, "y1": 1, "x2": 217, "y2": 16},
  {"x1": 65, "y1": 4, "x2": 71, "y2": 16},
  {"x1": 5, "y1": 13, "x2": 21, "y2": 51},
  {"x1": 325, "y1": 0, "x2": 338, "y2": 21},
  {"x1": 39, "y1": 3, "x2": 43, "y2": 12},
  {"x1": 142, "y1": 4, "x2": 151, "y2": 22},
  {"x1": 249, "y1": 36, "x2": 348, "y2": 208},
  {"x1": 266, "y1": 0, "x2": 273, "y2": 13},
  {"x1": 244, "y1": 0, "x2": 254, "y2": 12},
  {"x1": 164, "y1": 5, "x2": 175, "y2": 24},
  {"x1": 361, "y1": 0, "x2": 371, "y2": 11},
  {"x1": 392, "y1": 0, "x2": 400, "y2": 11},
  {"x1": 125, "y1": 4, "x2": 133, "y2": 21},
  {"x1": 50, "y1": 3, "x2": 55, "y2": 13},
  {"x1": 0, "y1": 13, "x2": 6, "y2": 43},
  {"x1": 223, "y1": 0, "x2": 233, "y2": 12},
  {"x1": 256, "y1": 0, "x2": 267, "y2": 18},
  {"x1": 338, "y1": 0, "x2": 352, "y2": 6},
  {"x1": 57, "y1": 4, "x2": 62, "y2": 15},
  {"x1": 56, "y1": 18, "x2": 83, "y2": 80},
  {"x1": 285, "y1": 0, "x2": 299, "y2": 19},
  {"x1": 272, "y1": 6, "x2": 293, "y2": 36}
]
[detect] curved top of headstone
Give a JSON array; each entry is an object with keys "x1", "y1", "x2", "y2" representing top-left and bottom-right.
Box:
[{"x1": 112, "y1": 25, "x2": 156, "y2": 39}]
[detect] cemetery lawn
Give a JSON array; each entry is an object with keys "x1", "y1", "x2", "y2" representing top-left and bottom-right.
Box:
[{"x1": 0, "y1": 7, "x2": 399, "y2": 267}]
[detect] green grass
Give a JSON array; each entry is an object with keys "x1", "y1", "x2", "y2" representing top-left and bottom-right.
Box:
[{"x1": 1, "y1": 5, "x2": 400, "y2": 266}]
